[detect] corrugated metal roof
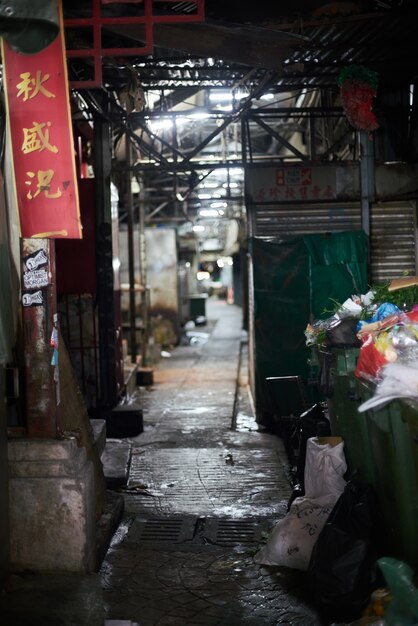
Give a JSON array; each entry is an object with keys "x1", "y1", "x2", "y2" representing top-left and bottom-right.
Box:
[
  {"x1": 64, "y1": 2, "x2": 418, "y2": 90},
  {"x1": 280, "y1": 10, "x2": 418, "y2": 87}
]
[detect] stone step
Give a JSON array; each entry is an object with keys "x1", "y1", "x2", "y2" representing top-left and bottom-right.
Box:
[
  {"x1": 101, "y1": 439, "x2": 132, "y2": 489},
  {"x1": 106, "y1": 403, "x2": 143, "y2": 438}
]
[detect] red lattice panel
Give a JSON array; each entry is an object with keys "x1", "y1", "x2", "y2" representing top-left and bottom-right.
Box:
[{"x1": 65, "y1": 0, "x2": 205, "y2": 88}]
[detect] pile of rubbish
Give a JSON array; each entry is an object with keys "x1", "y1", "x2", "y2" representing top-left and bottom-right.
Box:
[
  {"x1": 254, "y1": 435, "x2": 418, "y2": 625},
  {"x1": 273, "y1": 277, "x2": 418, "y2": 624},
  {"x1": 305, "y1": 277, "x2": 418, "y2": 411}
]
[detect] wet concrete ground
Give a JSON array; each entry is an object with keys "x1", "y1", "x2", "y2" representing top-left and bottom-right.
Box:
[
  {"x1": 101, "y1": 299, "x2": 327, "y2": 626},
  {"x1": 0, "y1": 298, "x2": 328, "y2": 626}
]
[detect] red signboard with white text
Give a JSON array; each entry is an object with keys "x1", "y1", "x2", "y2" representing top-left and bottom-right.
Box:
[{"x1": 1, "y1": 7, "x2": 82, "y2": 239}]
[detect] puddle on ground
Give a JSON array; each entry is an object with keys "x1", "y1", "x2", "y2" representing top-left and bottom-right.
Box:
[
  {"x1": 235, "y1": 412, "x2": 267, "y2": 432},
  {"x1": 176, "y1": 407, "x2": 216, "y2": 414},
  {"x1": 109, "y1": 517, "x2": 134, "y2": 547}
]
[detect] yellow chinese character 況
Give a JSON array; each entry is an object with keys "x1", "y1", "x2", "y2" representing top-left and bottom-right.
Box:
[
  {"x1": 21, "y1": 121, "x2": 58, "y2": 155},
  {"x1": 16, "y1": 71, "x2": 55, "y2": 102},
  {"x1": 25, "y1": 170, "x2": 62, "y2": 199}
]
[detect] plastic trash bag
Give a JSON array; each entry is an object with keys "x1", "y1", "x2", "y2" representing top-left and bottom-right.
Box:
[
  {"x1": 358, "y1": 361, "x2": 418, "y2": 412},
  {"x1": 355, "y1": 333, "x2": 389, "y2": 382},
  {"x1": 254, "y1": 437, "x2": 346, "y2": 571},
  {"x1": 304, "y1": 437, "x2": 347, "y2": 500},
  {"x1": 324, "y1": 317, "x2": 362, "y2": 349},
  {"x1": 308, "y1": 480, "x2": 379, "y2": 623},
  {"x1": 378, "y1": 557, "x2": 418, "y2": 626},
  {"x1": 296, "y1": 403, "x2": 331, "y2": 488},
  {"x1": 357, "y1": 303, "x2": 400, "y2": 333},
  {"x1": 329, "y1": 617, "x2": 389, "y2": 626},
  {"x1": 253, "y1": 496, "x2": 336, "y2": 570}
]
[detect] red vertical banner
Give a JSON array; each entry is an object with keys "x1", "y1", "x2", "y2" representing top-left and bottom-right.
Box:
[{"x1": 1, "y1": 2, "x2": 82, "y2": 239}]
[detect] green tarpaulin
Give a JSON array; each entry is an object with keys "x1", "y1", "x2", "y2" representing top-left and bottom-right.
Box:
[{"x1": 251, "y1": 230, "x2": 368, "y2": 423}]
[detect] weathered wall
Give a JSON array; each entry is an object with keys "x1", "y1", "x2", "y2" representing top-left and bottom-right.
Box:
[
  {"x1": 8, "y1": 438, "x2": 96, "y2": 573},
  {"x1": 59, "y1": 337, "x2": 106, "y2": 522},
  {"x1": 119, "y1": 226, "x2": 181, "y2": 346},
  {"x1": 146, "y1": 228, "x2": 180, "y2": 345}
]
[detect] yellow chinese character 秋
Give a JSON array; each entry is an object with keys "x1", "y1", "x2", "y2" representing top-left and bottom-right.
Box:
[
  {"x1": 25, "y1": 170, "x2": 62, "y2": 199},
  {"x1": 21, "y1": 121, "x2": 58, "y2": 155},
  {"x1": 16, "y1": 71, "x2": 56, "y2": 102}
]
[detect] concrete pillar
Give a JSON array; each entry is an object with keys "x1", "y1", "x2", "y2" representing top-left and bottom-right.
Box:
[
  {"x1": 21, "y1": 238, "x2": 59, "y2": 438},
  {"x1": 8, "y1": 437, "x2": 96, "y2": 573}
]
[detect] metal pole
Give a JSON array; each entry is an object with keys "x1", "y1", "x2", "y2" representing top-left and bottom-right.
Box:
[
  {"x1": 359, "y1": 130, "x2": 375, "y2": 237},
  {"x1": 136, "y1": 174, "x2": 148, "y2": 366},
  {"x1": 309, "y1": 114, "x2": 316, "y2": 161},
  {"x1": 94, "y1": 105, "x2": 118, "y2": 408},
  {"x1": 126, "y1": 135, "x2": 137, "y2": 363}
]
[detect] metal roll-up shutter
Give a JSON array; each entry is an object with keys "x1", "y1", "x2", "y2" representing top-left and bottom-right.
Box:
[
  {"x1": 253, "y1": 202, "x2": 361, "y2": 238},
  {"x1": 370, "y1": 201, "x2": 417, "y2": 283}
]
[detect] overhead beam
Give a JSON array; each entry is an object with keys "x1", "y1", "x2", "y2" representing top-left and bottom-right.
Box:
[
  {"x1": 251, "y1": 116, "x2": 308, "y2": 161},
  {"x1": 105, "y1": 19, "x2": 307, "y2": 71}
]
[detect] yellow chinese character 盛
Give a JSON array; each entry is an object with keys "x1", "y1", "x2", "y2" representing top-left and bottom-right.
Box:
[
  {"x1": 25, "y1": 170, "x2": 62, "y2": 199},
  {"x1": 16, "y1": 71, "x2": 55, "y2": 102},
  {"x1": 21, "y1": 121, "x2": 58, "y2": 155}
]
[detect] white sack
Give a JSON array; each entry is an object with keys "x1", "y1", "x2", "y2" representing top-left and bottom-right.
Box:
[
  {"x1": 254, "y1": 437, "x2": 347, "y2": 570},
  {"x1": 253, "y1": 495, "x2": 337, "y2": 570},
  {"x1": 304, "y1": 437, "x2": 347, "y2": 500}
]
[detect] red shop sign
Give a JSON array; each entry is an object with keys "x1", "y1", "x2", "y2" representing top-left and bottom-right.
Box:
[{"x1": 1, "y1": 7, "x2": 82, "y2": 239}]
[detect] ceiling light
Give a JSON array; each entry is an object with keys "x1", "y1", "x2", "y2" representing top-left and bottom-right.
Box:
[
  {"x1": 131, "y1": 180, "x2": 140, "y2": 194},
  {"x1": 215, "y1": 105, "x2": 232, "y2": 112},
  {"x1": 149, "y1": 118, "x2": 172, "y2": 131},
  {"x1": 216, "y1": 167, "x2": 242, "y2": 178},
  {"x1": 185, "y1": 112, "x2": 211, "y2": 121},
  {"x1": 260, "y1": 93, "x2": 275, "y2": 101},
  {"x1": 201, "y1": 181, "x2": 218, "y2": 188},
  {"x1": 217, "y1": 259, "x2": 225, "y2": 268},
  {"x1": 193, "y1": 225, "x2": 205, "y2": 232},
  {"x1": 197, "y1": 271, "x2": 210, "y2": 281},
  {"x1": 198, "y1": 193, "x2": 212, "y2": 199},
  {"x1": 209, "y1": 91, "x2": 246, "y2": 102},
  {"x1": 210, "y1": 201, "x2": 227, "y2": 209},
  {"x1": 177, "y1": 112, "x2": 211, "y2": 125},
  {"x1": 199, "y1": 209, "x2": 219, "y2": 218}
]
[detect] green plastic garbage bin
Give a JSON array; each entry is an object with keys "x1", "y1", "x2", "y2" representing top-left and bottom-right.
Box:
[
  {"x1": 326, "y1": 348, "x2": 376, "y2": 485},
  {"x1": 189, "y1": 294, "x2": 207, "y2": 319},
  {"x1": 358, "y1": 380, "x2": 418, "y2": 569},
  {"x1": 401, "y1": 402, "x2": 418, "y2": 489}
]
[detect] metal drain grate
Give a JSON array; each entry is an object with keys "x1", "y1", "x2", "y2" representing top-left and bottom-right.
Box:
[
  {"x1": 202, "y1": 518, "x2": 272, "y2": 546},
  {"x1": 124, "y1": 516, "x2": 274, "y2": 546},
  {"x1": 217, "y1": 520, "x2": 257, "y2": 544},
  {"x1": 128, "y1": 517, "x2": 196, "y2": 543}
]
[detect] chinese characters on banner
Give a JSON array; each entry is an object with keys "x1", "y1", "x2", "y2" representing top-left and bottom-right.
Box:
[
  {"x1": 1, "y1": 9, "x2": 82, "y2": 239},
  {"x1": 252, "y1": 166, "x2": 337, "y2": 203}
]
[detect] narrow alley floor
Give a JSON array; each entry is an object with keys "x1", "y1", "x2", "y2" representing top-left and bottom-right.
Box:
[{"x1": 101, "y1": 298, "x2": 326, "y2": 626}]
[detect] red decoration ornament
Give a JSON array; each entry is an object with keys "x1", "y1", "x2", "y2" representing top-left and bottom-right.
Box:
[{"x1": 338, "y1": 66, "x2": 379, "y2": 133}]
